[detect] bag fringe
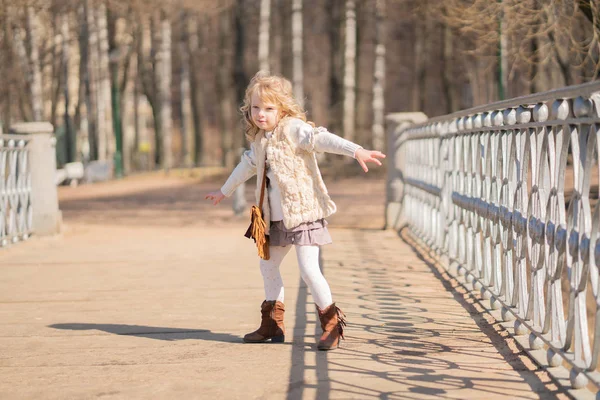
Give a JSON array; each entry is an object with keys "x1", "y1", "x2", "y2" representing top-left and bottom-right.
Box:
[{"x1": 249, "y1": 205, "x2": 270, "y2": 260}]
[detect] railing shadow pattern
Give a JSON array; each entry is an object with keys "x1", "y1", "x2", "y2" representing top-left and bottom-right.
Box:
[{"x1": 285, "y1": 229, "x2": 563, "y2": 399}]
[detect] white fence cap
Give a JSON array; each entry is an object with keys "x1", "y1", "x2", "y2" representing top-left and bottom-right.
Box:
[{"x1": 9, "y1": 122, "x2": 54, "y2": 135}]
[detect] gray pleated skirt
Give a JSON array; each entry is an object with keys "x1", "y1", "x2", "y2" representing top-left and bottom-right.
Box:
[{"x1": 269, "y1": 219, "x2": 332, "y2": 247}]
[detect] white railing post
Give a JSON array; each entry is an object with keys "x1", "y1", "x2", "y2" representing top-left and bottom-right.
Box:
[
  {"x1": 10, "y1": 122, "x2": 62, "y2": 236},
  {"x1": 385, "y1": 112, "x2": 427, "y2": 230}
]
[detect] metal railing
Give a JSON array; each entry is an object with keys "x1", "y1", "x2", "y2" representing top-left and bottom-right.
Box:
[
  {"x1": 0, "y1": 135, "x2": 32, "y2": 246},
  {"x1": 388, "y1": 81, "x2": 600, "y2": 394}
]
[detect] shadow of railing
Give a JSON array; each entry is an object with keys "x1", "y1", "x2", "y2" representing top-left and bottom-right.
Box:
[{"x1": 286, "y1": 229, "x2": 570, "y2": 399}]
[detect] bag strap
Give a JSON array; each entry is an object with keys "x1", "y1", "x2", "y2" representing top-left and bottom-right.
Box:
[{"x1": 258, "y1": 158, "x2": 268, "y2": 209}]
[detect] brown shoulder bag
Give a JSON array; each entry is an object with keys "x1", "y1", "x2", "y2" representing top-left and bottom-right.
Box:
[{"x1": 244, "y1": 163, "x2": 270, "y2": 260}]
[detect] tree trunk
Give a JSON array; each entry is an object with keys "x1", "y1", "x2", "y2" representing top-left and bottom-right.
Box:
[
  {"x1": 138, "y1": 13, "x2": 157, "y2": 169},
  {"x1": 279, "y1": 0, "x2": 293, "y2": 78},
  {"x1": 122, "y1": 49, "x2": 137, "y2": 175},
  {"x1": 355, "y1": 0, "x2": 374, "y2": 146},
  {"x1": 74, "y1": 5, "x2": 85, "y2": 160},
  {"x1": 233, "y1": 0, "x2": 248, "y2": 148},
  {"x1": 411, "y1": 17, "x2": 424, "y2": 111},
  {"x1": 292, "y1": 0, "x2": 304, "y2": 107},
  {"x1": 217, "y1": 9, "x2": 235, "y2": 168},
  {"x1": 179, "y1": 12, "x2": 193, "y2": 168},
  {"x1": 50, "y1": 15, "x2": 64, "y2": 131},
  {"x1": 440, "y1": 22, "x2": 457, "y2": 113},
  {"x1": 13, "y1": 25, "x2": 33, "y2": 121},
  {"x1": 107, "y1": 5, "x2": 126, "y2": 176},
  {"x1": 26, "y1": 6, "x2": 43, "y2": 121},
  {"x1": 2, "y1": 3, "x2": 13, "y2": 131},
  {"x1": 259, "y1": 0, "x2": 271, "y2": 71},
  {"x1": 327, "y1": 0, "x2": 343, "y2": 132},
  {"x1": 133, "y1": 46, "x2": 141, "y2": 168},
  {"x1": 372, "y1": 0, "x2": 385, "y2": 151},
  {"x1": 188, "y1": 14, "x2": 204, "y2": 165},
  {"x1": 233, "y1": 0, "x2": 250, "y2": 216},
  {"x1": 83, "y1": 0, "x2": 98, "y2": 161},
  {"x1": 547, "y1": 30, "x2": 572, "y2": 86},
  {"x1": 61, "y1": 14, "x2": 73, "y2": 162},
  {"x1": 498, "y1": 1, "x2": 508, "y2": 100},
  {"x1": 343, "y1": 0, "x2": 356, "y2": 141},
  {"x1": 159, "y1": 13, "x2": 173, "y2": 170},
  {"x1": 529, "y1": 35, "x2": 539, "y2": 93},
  {"x1": 529, "y1": 0, "x2": 540, "y2": 94},
  {"x1": 95, "y1": 3, "x2": 113, "y2": 161}
]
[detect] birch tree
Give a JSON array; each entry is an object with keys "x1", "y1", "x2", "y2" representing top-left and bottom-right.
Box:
[
  {"x1": 342, "y1": 0, "x2": 356, "y2": 141},
  {"x1": 291, "y1": 0, "x2": 303, "y2": 107},
  {"x1": 179, "y1": 11, "x2": 193, "y2": 167},
  {"x1": 498, "y1": 0, "x2": 508, "y2": 99},
  {"x1": 83, "y1": 0, "x2": 99, "y2": 161},
  {"x1": 2, "y1": 2, "x2": 13, "y2": 131},
  {"x1": 49, "y1": 13, "x2": 62, "y2": 130},
  {"x1": 233, "y1": 1, "x2": 250, "y2": 216},
  {"x1": 411, "y1": 8, "x2": 427, "y2": 111},
  {"x1": 61, "y1": 13, "x2": 74, "y2": 162},
  {"x1": 216, "y1": 8, "x2": 235, "y2": 168},
  {"x1": 157, "y1": 12, "x2": 173, "y2": 170},
  {"x1": 372, "y1": 0, "x2": 385, "y2": 151},
  {"x1": 326, "y1": 0, "x2": 344, "y2": 132},
  {"x1": 355, "y1": 0, "x2": 374, "y2": 146},
  {"x1": 187, "y1": 13, "x2": 204, "y2": 165},
  {"x1": 96, "y1": 3, "x2": 113, "y2": 161},
  {"x1": 26, "y1": 6, "x2": 43, "y2": 121},
  {"x1": 258, "y1": 0, "x2": 270, "y2": 71}
]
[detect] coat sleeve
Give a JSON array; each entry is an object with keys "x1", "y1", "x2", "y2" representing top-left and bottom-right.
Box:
[
  {"x1": 296, "y1": 121, "x2": 362, "y2": 158},
  {"x1": 220, "y1": 144, "x2": 257, "y2": 197}
]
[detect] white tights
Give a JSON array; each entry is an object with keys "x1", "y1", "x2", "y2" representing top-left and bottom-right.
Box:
[{"x1": 260, "y1": 245, "x2": 333, "y2": 309}]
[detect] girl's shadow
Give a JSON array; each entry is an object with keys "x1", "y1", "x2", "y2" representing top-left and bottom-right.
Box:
[{"x1": 49, "y1": 323, "x2": 242, "y2": 342}]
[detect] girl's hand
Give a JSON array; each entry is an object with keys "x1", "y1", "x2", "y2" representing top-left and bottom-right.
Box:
[
  {"x1": 355, "y1": 148, "x2": 386, "y2": 172},
  {"x1": 205, "y1": 190, "x2": 226, "y2": 205}
]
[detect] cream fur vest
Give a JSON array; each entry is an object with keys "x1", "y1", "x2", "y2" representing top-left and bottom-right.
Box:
[{"x1": 253, "y1": 117, "x2": 337, "y2": 232}]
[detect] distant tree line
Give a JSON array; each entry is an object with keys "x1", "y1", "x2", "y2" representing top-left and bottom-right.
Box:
[{"x1": 0, "y1": 0, "x2": 597, "y2": 173}]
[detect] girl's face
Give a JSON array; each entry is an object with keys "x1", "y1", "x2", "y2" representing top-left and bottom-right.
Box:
[{"x1": 251, "y1": 92, "x2": 279, "y2": 132}]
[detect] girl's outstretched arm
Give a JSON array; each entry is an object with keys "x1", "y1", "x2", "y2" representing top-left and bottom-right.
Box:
[
  {"x1": 205, "y1": 144, "x2": 257, "y2": 206},
  {"x1": 354, "y1": 148, "x2": 386, "y2": 173},
  {"x1": 295, "y1": 121, "x2": 386, "y2": 172}
]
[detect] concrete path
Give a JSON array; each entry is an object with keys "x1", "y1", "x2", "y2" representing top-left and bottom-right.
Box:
[{"x1": 0, "y1": 174, "x2": 567, "y2": 399}]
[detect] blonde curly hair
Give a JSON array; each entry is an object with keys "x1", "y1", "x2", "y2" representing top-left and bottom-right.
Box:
[{"x1": 240, "y1": 71, "x2": 313, "y2": 142}]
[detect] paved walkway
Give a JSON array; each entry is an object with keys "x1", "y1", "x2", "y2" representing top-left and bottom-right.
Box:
[{"x1": 0, "y1": 174, "x2": 567, "y2": 399}]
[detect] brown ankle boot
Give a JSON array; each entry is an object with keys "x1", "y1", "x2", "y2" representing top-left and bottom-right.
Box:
[
  {"x1": 243, "y1": 300, "x2": 285, "y2": 343},
  {"x1": 316, "y1": 303, "x2": 347, "y2": 350}
]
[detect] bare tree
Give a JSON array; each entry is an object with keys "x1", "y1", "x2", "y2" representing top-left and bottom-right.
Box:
[
  {"x1": 61, "y1": 12, "x2": 73, "y2": 162},
  {"x1": 83, "y1": 0, "x2": 99, "y2": 161},
  {"x1": 1, "y1": 1, "x2": 13, "y2": 131},
  {"x1": 258, "y1": 0, "x2": 270, "y2": 71},
  {"x1": 96, "y1": 3, "x2": 113, "y2": 161},
  {"x1": 372, "y1": 0, "x2": 385, "y2": 151},
  {"x1": 187, "y1": 12, "x2": 205, "y2": 165},
  {"x1": 291, "y1": 0, "x2": 303, "y2": 107},
  {"x1": 156, "y1": 11, "x2": 173, "y2": 170},
  {"x1": 216, "y1": 7, "x2": 235, "y2": 168},
  {"x1": 179, "y1": 11, "x2": 193, "y2": 167},
  {"x1": 3, "y1": 0, "x2": 600, "y2": 181},
  {"x1": 26, "y1": 6, "x2": 43, "y2": 121},
  {"x1": 342, "y1": 0, "x2": 356, "y2": 141}
]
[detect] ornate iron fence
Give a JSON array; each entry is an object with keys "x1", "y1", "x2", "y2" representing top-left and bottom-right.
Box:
[
  {"x1": 0, "y1": 135, "x2": 32, "y2": 246},
  {"x1": 389, "y1": 81, "x2": 600, "y2": 394}
]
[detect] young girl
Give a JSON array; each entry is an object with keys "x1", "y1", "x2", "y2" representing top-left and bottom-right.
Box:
[{"x1": 205, "y1": 71, "x2": 385, "y2": 351}]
